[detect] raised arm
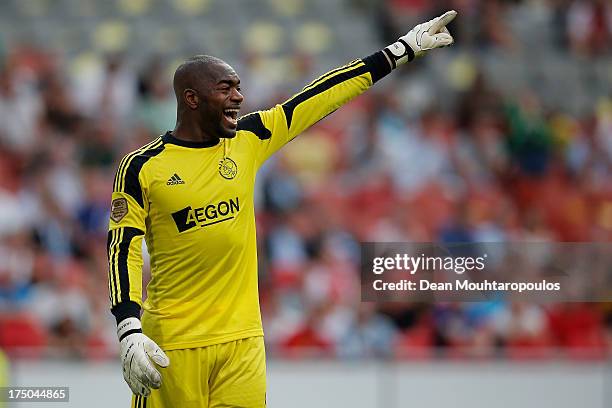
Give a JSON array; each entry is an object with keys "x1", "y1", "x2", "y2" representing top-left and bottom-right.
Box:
[{"x1": 237, "y1": 10, "x2": 457, "y2": 165}]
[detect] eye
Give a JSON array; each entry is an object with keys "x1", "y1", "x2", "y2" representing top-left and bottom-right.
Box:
[{"x1": 236, "y1": 86, "x2": 242, "y2": 92}]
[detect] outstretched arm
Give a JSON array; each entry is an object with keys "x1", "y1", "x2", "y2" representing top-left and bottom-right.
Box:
[{"x1": 237, "y1": 10, "x2": 457, "y2": 165}]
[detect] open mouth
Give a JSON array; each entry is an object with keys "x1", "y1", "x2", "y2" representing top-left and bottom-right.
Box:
[{"x1": 223, "y1": 108, "x2": 240, "y2": 128}]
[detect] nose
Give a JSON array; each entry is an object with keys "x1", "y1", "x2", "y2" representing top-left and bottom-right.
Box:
[{"x1": 231, "y1": 88, "x2": 243, "y2": 104}]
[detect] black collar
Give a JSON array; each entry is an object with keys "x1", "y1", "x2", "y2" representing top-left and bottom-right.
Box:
[{"x1": 162, "y1": 131, "x2": 220, "y2": 148}]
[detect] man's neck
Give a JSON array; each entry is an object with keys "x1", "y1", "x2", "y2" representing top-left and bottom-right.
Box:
[{"x1": 172, "y1": 121, "x2": 219, "y2": 144}]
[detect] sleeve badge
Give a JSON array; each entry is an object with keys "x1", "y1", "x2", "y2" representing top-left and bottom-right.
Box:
[{"x1": 110, "y1": 198, "x2": 128, "y2": 223}]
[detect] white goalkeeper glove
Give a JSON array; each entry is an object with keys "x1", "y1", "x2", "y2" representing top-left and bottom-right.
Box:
[
  {"x1": 384, "y1": 10, "x2": 457, "y2": 68},
  {"x1": 118, "y1": 317, "x2": 170, "y2": 396}
]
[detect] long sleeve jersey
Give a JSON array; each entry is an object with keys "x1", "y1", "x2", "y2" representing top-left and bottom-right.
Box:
[{"x1": 107, "y1": 51, "x2": 391, "y2": 350}]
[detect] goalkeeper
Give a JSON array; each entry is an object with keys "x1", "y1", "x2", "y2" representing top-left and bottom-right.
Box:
[{"x1": 108, "y1": 11, "x2": 457, "y2": 408}]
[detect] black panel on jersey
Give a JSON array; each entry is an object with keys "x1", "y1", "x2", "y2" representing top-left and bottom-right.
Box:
[
  {"x1": 106, "y1": 230, "x2": 113, "y2": 259},
  {"x1": 281, "y1": 64, "x2": 368, "y2": 129},
  {"x1": 362, "y1": 50, "x2": 394, "y2": 83},
  {"x1": 237, "y1": 113, "x2": 272, "y2": 140},
  {"x1": 111, "y1": 300, "x2": 141, "y2": 324},
  {"x1": 107, "y1": 230, "x2": 119, "y2": 304},
  {"x1": 124, "y1": 144, "x2": 165, "y2": 208},
  {"x1": 114, "y1": 138, "x2": 162, "y2": 193},
  {"x1": 117, "y1": 227, "x2": 145, "y2": 304},
  {"x1": 162, "y1": 131, "x2": 220, "y2": 148}
]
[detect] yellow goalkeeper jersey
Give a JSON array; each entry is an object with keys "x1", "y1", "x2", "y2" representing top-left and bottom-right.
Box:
[{"x1": 107, "y1": 52, "x2": 391, "y2": 350}]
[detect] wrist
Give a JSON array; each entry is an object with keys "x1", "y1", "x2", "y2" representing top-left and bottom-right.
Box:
[
  {"x1": 117, "y1": 317, "x2": 142, "y2": 342},
  {"x1": 111, "y1": 300, "x2": 141, "y2": 325},
  {"x1": 383, "y1": 39, "x2": 416, "y2": 69}
]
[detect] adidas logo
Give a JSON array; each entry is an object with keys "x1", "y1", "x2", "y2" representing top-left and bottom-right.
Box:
[{"x1": 166, "y1": 173, "x2": 185, "y2": 185}]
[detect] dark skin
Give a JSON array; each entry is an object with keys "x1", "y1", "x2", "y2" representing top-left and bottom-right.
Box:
[{"x1": 172, "y1": 56, "x2": 244, "y2": 144}]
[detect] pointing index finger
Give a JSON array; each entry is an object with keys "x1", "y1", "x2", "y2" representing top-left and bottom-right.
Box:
[{"x1": 428, "y1": 10, "x2": 458, "y2": 34}]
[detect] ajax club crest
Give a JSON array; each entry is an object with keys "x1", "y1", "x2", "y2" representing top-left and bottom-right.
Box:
[{"x1": 219, "y1": 157, "x2": 238, "y2": 179}]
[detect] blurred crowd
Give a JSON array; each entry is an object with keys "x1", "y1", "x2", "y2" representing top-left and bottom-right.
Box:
[{"x1": 0, "y1": 0, "x2": 610, "y2": 360}]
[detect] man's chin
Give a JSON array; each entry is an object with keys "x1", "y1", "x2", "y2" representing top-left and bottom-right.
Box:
[
  {"x1": 220, "y1": 115, "x2": 238, "y2": 138},
  {"x1": 220, "y1": 128, "x2": 237, "y2": 138}
]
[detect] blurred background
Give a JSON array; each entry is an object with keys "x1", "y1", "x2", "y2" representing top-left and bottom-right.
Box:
[{"x1": 0, "y1": 0, "x2": 610, "y2": 406}]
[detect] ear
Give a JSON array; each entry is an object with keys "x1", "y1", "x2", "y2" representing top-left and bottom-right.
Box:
[{"x1": 184, "y1": 88, "x2": 199, "y2": 109}]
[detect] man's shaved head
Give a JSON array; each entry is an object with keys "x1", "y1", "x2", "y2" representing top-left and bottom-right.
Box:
[
  {"x1": 172, "y1": 55, "x2": 243, "y2": 140},
  {"x1": 173, "y1": 55, "x2": 228, "y2": 98}
]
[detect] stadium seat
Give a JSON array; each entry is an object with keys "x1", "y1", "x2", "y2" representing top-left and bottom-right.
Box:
[{"x1": 0, "y1": 313, "x2": 48, "y2": 358}]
